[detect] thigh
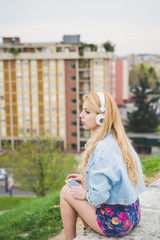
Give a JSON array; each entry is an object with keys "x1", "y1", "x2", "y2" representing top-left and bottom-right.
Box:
[{"x1": 60, "y1": 184, "x2": 105, "y2": 235}]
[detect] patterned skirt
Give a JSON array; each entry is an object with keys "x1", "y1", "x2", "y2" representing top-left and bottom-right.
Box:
[{"x1": 96, "y1": 198, "x2": 141, "y2": 237}]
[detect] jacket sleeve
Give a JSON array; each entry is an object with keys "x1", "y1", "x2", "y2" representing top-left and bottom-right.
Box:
[{"x1": 87, "y1": 141, "x2": 120, "y2": 207}]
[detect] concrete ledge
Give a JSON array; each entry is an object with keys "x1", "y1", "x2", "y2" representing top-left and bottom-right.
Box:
[{"x1": 74, "y1": 179, "x2": 160, "y2": 240}]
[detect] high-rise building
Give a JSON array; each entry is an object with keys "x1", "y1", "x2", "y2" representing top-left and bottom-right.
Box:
[{"x1": 0, "y1": 35, "x2": 129, "y2": 151}]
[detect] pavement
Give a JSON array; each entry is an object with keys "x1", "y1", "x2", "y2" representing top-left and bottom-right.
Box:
[
  {"x1": 0, "y1": 181, "x2": 36, "y2": 197},
  {"x1": 74, "y1": 178, "x2": 160, "y2": 240}
]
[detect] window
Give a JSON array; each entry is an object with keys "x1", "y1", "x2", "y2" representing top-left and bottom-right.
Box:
[
  {"x1": 44, "y1": 83, "x2": 48, "y2": 89},
  {"x1": 24, "y1": 94, "x2": 29, "y2": 100},
  {"x1": 32, "y1": 106, "x2": 37, "y2": 112},
  {"x1": 18, "y1": 106, "x2": 23, "y2": 112},
  {"x1": 51, "y1": 95, "x2": 56, "y2": 101},
  {"x1": 45, "y1": 117, "x2": 49, "y2": 123},
  {"x1": 70, "y1": 87, "x2": 76, "y2": 92},
  {"x1": 0, "y1": 106, "x2": 5, "y2": 112},
  {"x1": 33, "y1": 117, "x2": 38, "y2": 123},
  {"x1": 44, "y1": 106, "x2": 49, "y2": 112},
  {"x1": 50, "y1": 72, "x2": 56, "y2": 79},
  {"x1": 52, "y1": 128, "x2": 57, "y2": 134},
  {"x1": 31, "y1": 71, "x2": 37, "y2": 78},
  {"x1": 16, "y1": 71, "x2": 21, "y2": 78},
  {"x1": 71, "y1": 110, "x2": 76, "y2": 114},
  {"x1": 16, "y1": 60, "x2": 21, "y2": 67},
  {"x1": 58, "y1": 72, "x2": 63, "y2": 78},
  {"x1": 50, "y1": 61, "x2": 55, "y2": 67},
  {"x1": 71, "y1": 99, "x2": 76, "y2": 103},
  {"x1": 24, "y1": 83, "x2": 29, "y2": 90},
  {"x1": 70, "y1": 76, "x2": 76, "y2": 80},
  {"x1": 70, "y1": 64, "x2": 76, "y2": 69},
  {"x1": 1, "y1": 127, "x2": 6, "y2": 135},
  {"x1": 0, "y1": 72, "x2": 4, "y2": 79},
  {"x1": 31, "y1": 61, "x2": 36, "y2": 67},
  {"x1": 0, "y1": 95, "x2": 4, "y2": 100},
  {"x1": 1, "y1": 117, "x2": 5, "y2": 122},
  {"x1": 0, "y1": 61, "x2": 3, "y2": 67},
  {"x1": 60, "y1": 129, "x2": 64, "y2": 135},
  {"x1": 0, "y1": 83, "x2": 4, "y2": 89},
  {"x1": 59, "y1": 94, "x2": 63, "y2": 100},
  {"x1": 52, "y1": 107, "x2": 56, "y2": 112},
  {"x1": 26, "y1": 117, "x2": 30, "y2": 122},
  {"x1": 52, "y1": 117, "x2": 56, "y2": 123},
  {"x1": 18, "y1": 117, "x2": 23, "y2": 123},
  {"x1": 32, "y1": 83, "x2": 37, "y2": 89},
  {"x1": 59, "y1": 117, "x2": 64, "y2": 123},
  {"x1": 32, "y1": 94, "x2": 37, "y2": 101},
  {"x1": 23, "y1": 61, "x2": 28, "y2": 66},
  {"x1": 43, "y1": 61, "x2": 48, "y2": 66},
  {"x1": 25, "y1": 106, "x2": 30, "y2": 112},
  {"x1": 58, "y1": 83, "x2": 63, "y2": 90},
  {"x1": 44, "y1": 72, "x2": 48, "y2": 78},
  {"x1": 59, "y1": 107, "x2": 64, "y2": 112},
  {"x1": 58, "y1": 60, "x2": 63, "y2": 67},
  {"x1": 71, "y1": 132, "x2": 77, "y2": 137},
  {"x1": 17, "y1": 83, "x2": 22, "y2": 90},
  {"x1": 71, "y1": 121, "x2": 77, "y2": 126},
  {"x1": 44, "y1": 94, "x2": 49, "y2": 101},
  {"x1": 71, "y1": 144, "x2": 77, "y2": 150},
  {"x1": 51, "y1": 83, "x2": 56, "y2": 89}
]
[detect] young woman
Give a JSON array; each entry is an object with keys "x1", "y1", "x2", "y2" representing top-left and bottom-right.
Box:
[{"x1": 60, "y1": 91, "x2": 145, "y2": 240}]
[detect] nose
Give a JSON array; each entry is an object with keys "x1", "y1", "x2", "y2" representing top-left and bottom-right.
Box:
[{"x1": 79, "y1": 111, "x2": 83, "y2": 118}]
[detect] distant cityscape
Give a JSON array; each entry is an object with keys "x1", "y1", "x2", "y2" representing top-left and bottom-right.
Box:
[{"x1": 0, "y1": 35, "x2": 160, "y2": 151}]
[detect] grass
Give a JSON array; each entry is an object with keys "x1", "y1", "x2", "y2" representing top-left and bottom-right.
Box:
[
  {"x1": 0, "y1": 191, "x2": 62, "y2": 240},
  {"x1": 0, "y1": 197, "x2": 35, "y2": 211},
  {"x1": 141, "y1": 154, "x2": 160, "y2": 177}
]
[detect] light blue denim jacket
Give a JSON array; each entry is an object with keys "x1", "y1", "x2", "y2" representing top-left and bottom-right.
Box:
[{"x1": 84, "y1": 132, "x2": 146, "y2": 207}]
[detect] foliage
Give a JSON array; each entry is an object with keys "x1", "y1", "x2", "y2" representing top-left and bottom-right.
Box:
[
  {"x1": 8, "y1": 48, "x2": 21, "y2": 56},
  {"x1": 129, "y1": 63, "x2": 158, "y2": 90},
  {"x1": 0, "y1": 192, "x2": 62, "y2": 240},
  {"x1": 102, "y1": 41, "x2": 115, "y2": 52},
  {"x1": 141, "y1": 154, "x2": 160, "y2": 177},
  {"x1": 127, "y1": 76, "x2": 159, "y2": 132},
  {"x1": 0, "y1": 197, "x2": 34, "y2": 211},
  {"x1": 0, "y1": 139, "x2": 77, "y2": 197}
]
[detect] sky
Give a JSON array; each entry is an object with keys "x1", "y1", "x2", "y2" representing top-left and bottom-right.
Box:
[{"x1": 0, "y1": 0, "x2": 160, "y2": 56}]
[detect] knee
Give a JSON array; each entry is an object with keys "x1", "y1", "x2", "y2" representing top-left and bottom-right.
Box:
[{"x1": 60, "y1": 184, "x2": 70, "y2": 199}]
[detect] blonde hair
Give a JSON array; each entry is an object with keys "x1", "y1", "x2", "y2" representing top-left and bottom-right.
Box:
[{"x1": 79, "y1": 91, "x2": 138, "y2": 187}]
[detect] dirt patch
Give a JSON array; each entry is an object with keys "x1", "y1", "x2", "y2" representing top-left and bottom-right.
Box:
[{"x1": 144, "y1": 172, "x2": 160, "y2": 187}]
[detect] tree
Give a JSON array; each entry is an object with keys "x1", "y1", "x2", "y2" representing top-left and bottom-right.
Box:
[
  {"x1": 127, "y1": 76, "x2": 159, "y2": 132},
  {"x1": 103, "y1": 41, "x2": 115, "y2": 52},
  {"x1": 129, "y1": 63, "x2": 158, "y2": 90},
  {"x1": 0, "y1": 139, "x2": 77, "y2": 196}
]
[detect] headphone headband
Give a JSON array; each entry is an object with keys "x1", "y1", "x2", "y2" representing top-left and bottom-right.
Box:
[{"x1": 96, "y1": 92, "x2": 106, "y2": 112}]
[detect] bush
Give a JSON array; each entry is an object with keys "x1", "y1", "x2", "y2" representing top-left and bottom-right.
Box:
[{"x1": 0, "y1": 192, "x2": 62, "y2": 240}]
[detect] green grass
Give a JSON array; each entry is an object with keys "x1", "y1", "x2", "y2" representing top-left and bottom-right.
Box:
[
  {"x1": 141, "y1": 154, "x2": 160, "y2": 177},
  {"x1": 0, "y1": 197, "x2": 35, "y2": 211},
  {"x1": 0, "y1": 191, "x2": 62, "y2": 240}
]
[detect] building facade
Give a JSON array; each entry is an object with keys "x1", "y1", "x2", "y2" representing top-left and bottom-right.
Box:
[{"x1": 0, "y1": 36, "x2": 129, "y2": 151}]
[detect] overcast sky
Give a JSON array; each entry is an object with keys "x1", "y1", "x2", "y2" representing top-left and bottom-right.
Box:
[{"x1": 0, "y1": 0, "x2": 160, "y2": 56}]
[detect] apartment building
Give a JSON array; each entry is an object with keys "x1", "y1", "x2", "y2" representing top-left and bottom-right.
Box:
[{"x1": 0, "y1": 36, "x2": 129, "y2": 151}]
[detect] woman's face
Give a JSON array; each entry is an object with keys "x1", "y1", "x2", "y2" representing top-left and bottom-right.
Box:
[{"x1": 79, "y1": 101, "x2": 98, "y2": 131}]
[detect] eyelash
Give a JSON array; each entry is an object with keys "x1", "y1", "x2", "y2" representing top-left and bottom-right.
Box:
[{"x1": 86, "y1": 111, "x2": 90, "y2": 114}]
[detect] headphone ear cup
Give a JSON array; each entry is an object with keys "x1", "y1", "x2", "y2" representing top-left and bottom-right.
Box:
[{"x1": 95, "y1": 114, "x2": 105, "y2": 126}]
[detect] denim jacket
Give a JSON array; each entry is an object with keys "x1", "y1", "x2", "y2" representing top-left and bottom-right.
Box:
[{"x1": 84, "y1": 132, "x2": 146, "y2": 207}]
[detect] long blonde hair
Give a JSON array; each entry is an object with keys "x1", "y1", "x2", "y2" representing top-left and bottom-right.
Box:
[{"x1": 79, "y1": 91, "x2": 138, "y2": 187}]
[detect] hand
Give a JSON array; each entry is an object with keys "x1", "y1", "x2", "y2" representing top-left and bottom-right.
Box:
[
  {"x1": 70, "y1": 185, "x2": 87, "y2": 200},
  {"x1": 66, "y1": 174, "x2": 82, "y2": 183}
]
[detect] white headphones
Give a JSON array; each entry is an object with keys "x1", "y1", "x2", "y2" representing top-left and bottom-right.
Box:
[{"x1": 95, "y1": 92, "x2": 106, "y2": 126}]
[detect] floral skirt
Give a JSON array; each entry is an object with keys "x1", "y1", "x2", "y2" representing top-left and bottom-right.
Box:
[{"x1": 96, "y1": 198, "x2": 141, "y2": 237}]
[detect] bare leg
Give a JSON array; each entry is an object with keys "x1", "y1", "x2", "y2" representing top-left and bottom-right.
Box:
[{"x1": 60, "y1": 184, "x2": 104, "y2": 240}]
